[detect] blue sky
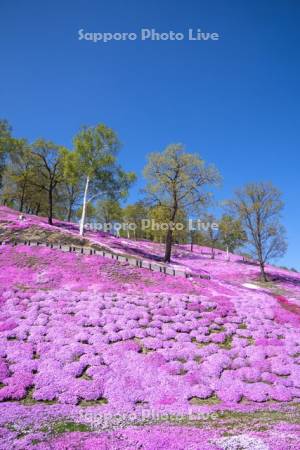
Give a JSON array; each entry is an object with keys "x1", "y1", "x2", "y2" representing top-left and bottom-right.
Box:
[{"x1": 0, "y1": 0, "x2": 299, "y2": 269}]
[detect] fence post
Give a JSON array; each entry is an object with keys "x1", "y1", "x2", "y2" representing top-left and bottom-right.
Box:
[{"x1": 5, "y1": 236, "x2": 208, "y2": 281}]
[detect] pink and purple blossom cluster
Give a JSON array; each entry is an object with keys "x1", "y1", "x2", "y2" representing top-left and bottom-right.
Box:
[{"x1": 1, "y1": 206, "x2": 300, "y2": 449}]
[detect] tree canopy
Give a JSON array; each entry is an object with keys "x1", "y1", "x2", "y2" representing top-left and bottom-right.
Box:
[
  {"x1": 143, "y1": 144, "x2": 220, "y2": 262},
  {"x1": 74, "y1": 123, "x2": 136, "y2": 235},
  {"x1": 0, "y1": 120, "x2": 290, "y2": 274},
  {"x1": 228, "y1": 182, "x2": 287, "y2": 281}
]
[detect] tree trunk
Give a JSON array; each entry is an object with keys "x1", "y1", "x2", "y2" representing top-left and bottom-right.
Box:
[
  {"x1": 80, "y1": 176, "x2": 90, "y2": 236},
  {"x1": 19, "y1": 185, "x2": 26, "y2": 212},
  {"x1": 67, "y1": 200, "x2": 74, "y2": 222},
  {"x1": 260, "y1": 262, "x2": 268, "y2": 282},
  {"x1": 190, "y1": 232, "x2": 194, "y2": 252},
  {"x1": 211, "y1": 245, "x2": 215, "y2": 259},
  {"x1": 164, "y1": 229, "x2": 173, "y2": 262},
  {"x1": 48, "y1": 187, "x2": 53, "y2": 225},
  {"x1": 226, "y1": 245, "x2": 229, "y2": 261},
  {"x1": 66, "y1": 185, "x2": 76, "y2": 222}
]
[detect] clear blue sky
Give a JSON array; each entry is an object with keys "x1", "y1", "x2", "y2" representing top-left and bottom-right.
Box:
[{"x1": 1, "y1": 0, "x2": 299, "y2": 269}]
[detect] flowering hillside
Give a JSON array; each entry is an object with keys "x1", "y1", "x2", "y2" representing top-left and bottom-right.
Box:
[{"x1": 0, "y1": 207, "x2": 300, "y2": 449}]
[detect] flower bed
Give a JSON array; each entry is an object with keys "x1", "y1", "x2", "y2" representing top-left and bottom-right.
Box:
[{"x1": 1, "y1": 207, "x2": 300, "y2": 448}]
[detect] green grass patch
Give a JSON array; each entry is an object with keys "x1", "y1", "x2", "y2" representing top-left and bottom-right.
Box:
[
  {"x1": 77, "y1": 365, "x2": 92, "y2": 380},
  {"x1": 209, "y1": 326, "x2": 225, "y2": 334},
  {"x1": 79, "y1": 398, "x2": 108, "y2": 407},
  {"x1": 177, "y1": 358, "x2": 187, "y2": 363},
  {"x1": 219, "y1": 336, "x2": 233, "y2": 349},
  {"x1": 20, "y1": 387, "x2": 56, "y2": 405},
  {"x1": 189, "y1": 395, "x2": 220, "y2": 405},
  {"x1": 50, "y1": 421, "x2": 91, "y2": 434}
]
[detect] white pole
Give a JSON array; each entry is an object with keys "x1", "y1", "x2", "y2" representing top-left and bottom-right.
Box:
[{"x1": 79, "y1": 175, "x2": 90, "y2": 236}]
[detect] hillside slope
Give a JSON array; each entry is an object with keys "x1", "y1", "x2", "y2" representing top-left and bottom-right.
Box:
[{"x1": 0, "y1": 207, "x2": 300, "y2": 449}]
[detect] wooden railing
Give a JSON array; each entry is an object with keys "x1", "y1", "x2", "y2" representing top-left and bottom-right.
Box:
[{"x1": 0, "y1": 240, "x2": 210, "y2": 280}]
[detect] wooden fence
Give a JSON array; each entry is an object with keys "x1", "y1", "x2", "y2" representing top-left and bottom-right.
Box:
[{"x1": 0, "y1": 240, "x2": 210, "y2": 280}]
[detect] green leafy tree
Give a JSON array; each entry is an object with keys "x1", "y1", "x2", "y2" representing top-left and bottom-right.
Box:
[
  {"x1": 30, "y1": 139, "x2": 66, "y2": 224},
  {"x1": 4, "y1": 139, "x2": 35, "y2": 212},
  {"x1": 95, "y1": 199, "x2": 123, "y2": 231},
  {"x1": 62, "y1": 151, "x2": 84, "y2": 221},
  {"x1": 0, "y1": 120, "x2": 14, "y2": 192},
  {"x1": 1, "y1": 139, "x2": 49, "y2": 214},
  {"x1": 122, "y1": 202, "x2": 149, "y2": 239},
  {"x1": 147, "y1": 205, "x2": 187, "y2": 244},
  {"x1": 143, "y1": 144, "x2": 220, "y2": 262},
  {"x1": 219, "y1": 214, "x2": 246, "y2": 259},
  {"x1": 74, "y1": 124, "x2": 136, "y2": 236},
  {"x1": 202, "y1": 214, "x2": 219, "y2": 259},
  {"x1": 76, "y1": 202, "x2": 97, "y2": 223},
  {"x1": 228, "y1": 182, "x2": 287, "y2": 281}
]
